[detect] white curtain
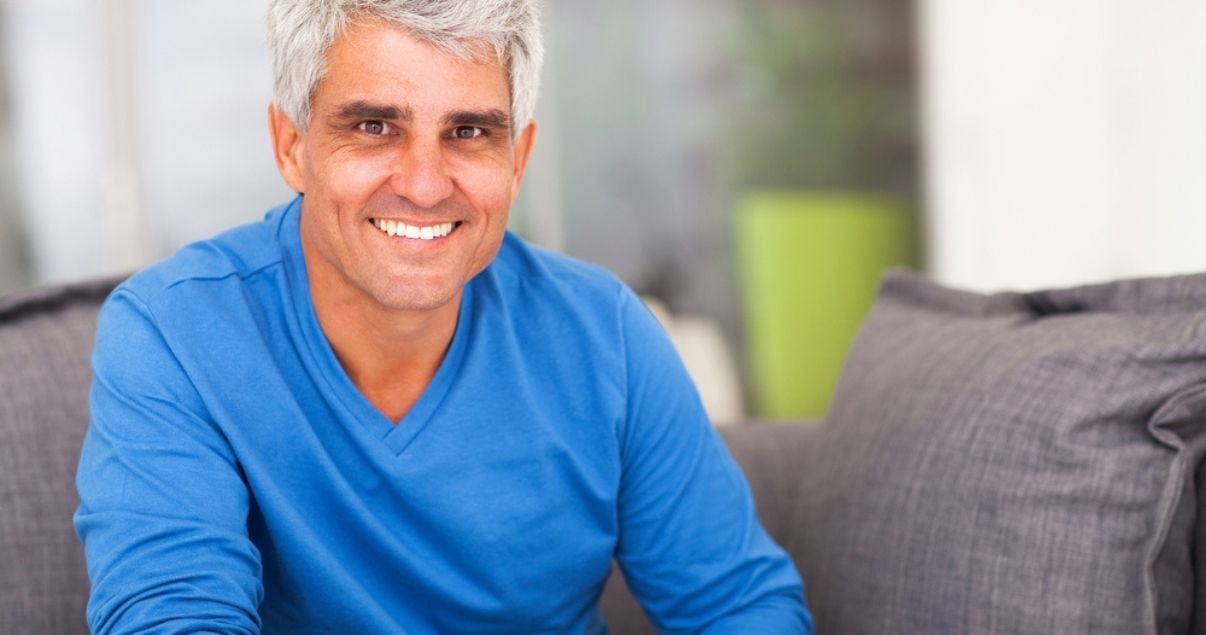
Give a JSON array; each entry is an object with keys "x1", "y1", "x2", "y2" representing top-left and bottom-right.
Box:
[{"x1": 1, "y1": 0, "x2": 290, "y2": 287}]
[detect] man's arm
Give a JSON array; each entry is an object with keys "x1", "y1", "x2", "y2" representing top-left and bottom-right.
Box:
[
  {"x1": 74, "y1": 289, "x2": 263, "y2": 634},
  {"x1": 613, "y1": 290, "x2": 813, "y2": 634}
]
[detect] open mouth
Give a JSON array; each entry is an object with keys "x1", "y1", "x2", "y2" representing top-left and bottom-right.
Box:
[{"x1": 370, "y1": 218, "x2": 461, "y2": 240}]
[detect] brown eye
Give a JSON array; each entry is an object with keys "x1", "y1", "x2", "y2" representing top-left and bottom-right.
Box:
[
  {"x1": 453, "y1": 126, "x2": 484, "y2": 139},
  {"x1": 358, "y1": 120, "x2": 391, "y2": 136}
]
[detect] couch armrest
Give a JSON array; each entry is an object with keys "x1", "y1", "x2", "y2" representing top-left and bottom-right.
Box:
[{"x1": 0, "y1": 276, "x2": 123, "y2": 634}]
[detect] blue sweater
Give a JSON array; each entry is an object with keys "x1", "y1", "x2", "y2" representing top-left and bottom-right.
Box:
[{"x1": 75, "y1": 197, "x2": 811, "y2": 634}]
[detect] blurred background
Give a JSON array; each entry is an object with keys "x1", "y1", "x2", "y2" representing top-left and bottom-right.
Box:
[{"x1": 1, "y1": 0, "x2": 1204, "y2": 423}]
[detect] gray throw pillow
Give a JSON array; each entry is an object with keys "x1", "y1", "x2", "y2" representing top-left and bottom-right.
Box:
[{"x1": 793, "y1": 270, "x2": 1206, "y2": 634}]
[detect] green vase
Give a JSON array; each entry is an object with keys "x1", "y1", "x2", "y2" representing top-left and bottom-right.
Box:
[{"x1": 735, "y1": 191, "x2": 916, "y2": 420}]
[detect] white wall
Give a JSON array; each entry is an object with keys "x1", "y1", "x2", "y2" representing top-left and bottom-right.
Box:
[{"x1": 921, "y1": 0, "x2": 1206, "y2": 292}]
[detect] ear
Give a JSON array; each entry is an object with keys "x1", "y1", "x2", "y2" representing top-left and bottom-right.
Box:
[
  {"x1": 509, "y1": 120, "x2": 537, "y2": 199},
  {"x1": 268, "y1": 104, "x2": 307, "y2": 193}
]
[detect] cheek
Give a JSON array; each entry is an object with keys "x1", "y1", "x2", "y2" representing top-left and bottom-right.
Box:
[
  {"x1": 458, "y1": 162, "x2": 519, "y2": 215},
  {"x1": 310, "y1": 153, "x2": 394, "y2": 208}
]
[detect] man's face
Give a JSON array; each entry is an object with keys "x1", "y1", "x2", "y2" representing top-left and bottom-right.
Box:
[{"x1": 271, "y1": 20, "x2": 535, "y2": 314}]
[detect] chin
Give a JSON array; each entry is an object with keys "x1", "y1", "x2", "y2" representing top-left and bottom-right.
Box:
[{"x1": 369, "y1": 283, "x2": 459, "y2": 313}]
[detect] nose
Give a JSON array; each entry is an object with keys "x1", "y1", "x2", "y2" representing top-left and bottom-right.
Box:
[{"x1": 387, "y1": 137, "x2": 454, "y2": 209}]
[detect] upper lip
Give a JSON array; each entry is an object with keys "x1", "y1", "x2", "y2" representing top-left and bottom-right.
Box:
[{"x1": 371, "y1": 217, "x2": 460, "y2": 224}]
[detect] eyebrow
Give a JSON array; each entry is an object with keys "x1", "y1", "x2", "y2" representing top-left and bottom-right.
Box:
[
  {"x1": 443, "y1": 109, "x2": 512, "y2": 130},
  {"x1": 329, "y1": 101, "x2": 413, "y2": 123}
]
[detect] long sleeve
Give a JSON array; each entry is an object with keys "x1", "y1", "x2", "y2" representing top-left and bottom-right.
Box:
[
  {"x1": 612, "y1": 290, "x2": 813, "y2": 634},
  {"x1": 74, "y1": 289, "x2": 263, "y2": 634}
]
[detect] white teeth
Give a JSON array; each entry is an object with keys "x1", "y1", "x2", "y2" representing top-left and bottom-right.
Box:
[{"x1": 373, "y1": 218, "x2": 456, "y2": 241}]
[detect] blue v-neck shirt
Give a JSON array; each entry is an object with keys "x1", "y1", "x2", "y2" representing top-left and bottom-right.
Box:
[{"x1": 75, "y1": 197, "x2": 810, "y2": 634}]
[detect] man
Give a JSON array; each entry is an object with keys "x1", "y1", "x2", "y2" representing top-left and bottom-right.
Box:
[{"x1": 75, "y1": 1, "x2": 812, "y2": 632}]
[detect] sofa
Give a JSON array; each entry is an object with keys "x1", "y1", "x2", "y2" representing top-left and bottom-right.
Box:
[{"x1": 2, "y1": 270, "x2": 1204, "y2": 634}]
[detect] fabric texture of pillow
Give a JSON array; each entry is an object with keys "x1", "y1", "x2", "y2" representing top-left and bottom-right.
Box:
[{"x1": 793, "y1": 270, "x2": 1206, "y2": 634}]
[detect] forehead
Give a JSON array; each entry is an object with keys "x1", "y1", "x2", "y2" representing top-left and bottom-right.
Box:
[{"x1": 314, "y1": 20, "x2": 510, "y2": 114}]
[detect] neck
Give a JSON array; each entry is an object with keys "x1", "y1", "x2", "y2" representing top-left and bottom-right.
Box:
[{"x1": 306, "y1": 265, "x2": 461, "y2": 425}]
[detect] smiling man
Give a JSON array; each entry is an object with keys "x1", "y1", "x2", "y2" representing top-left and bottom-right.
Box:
[{"x1": 74, "y1": 1, "x2": 810, "y2": 633}]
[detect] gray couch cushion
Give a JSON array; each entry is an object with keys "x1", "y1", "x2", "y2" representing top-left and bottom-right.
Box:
[
  {"x1": 1195, "y1": 459, "x2": 1206, "y2": 632},
  {"x1": 0, "y1": 277, "x2": 122, "y2": 635},
  {"x1": 794, "y1": 270, "x2": 1206, "y2": 634},
  {"x1": 1197, "y1": 462, "x2": 1206, "y2": 632}
]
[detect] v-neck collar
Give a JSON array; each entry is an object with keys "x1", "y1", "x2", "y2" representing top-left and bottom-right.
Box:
[{"x1": 276, "y1": 197, "x2": 474, "y2": 456}]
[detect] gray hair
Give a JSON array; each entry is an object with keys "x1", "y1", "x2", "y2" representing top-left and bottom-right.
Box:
[{"x1": 267, "y1": 0, "x2": 543, "y2": 136}]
